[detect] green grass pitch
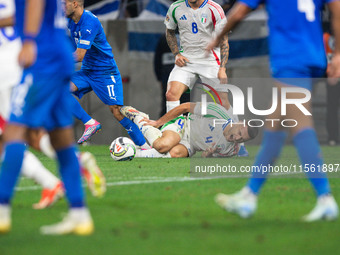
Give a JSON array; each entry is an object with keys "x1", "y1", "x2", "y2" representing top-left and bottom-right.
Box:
[{"x1": 0, "y1": 145, "x2": 339, "y2": 255}]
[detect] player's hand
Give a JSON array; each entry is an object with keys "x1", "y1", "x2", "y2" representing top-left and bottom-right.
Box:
[
  {"x1": 175, "y1": 54, "x2": 189, "y2": 67},
  {"x1": 142, "y1": 119, "x2": 162, "y2": 128},
  {"x1": 202, "y1": 143, "x2": 217, "y2": 158},
  {"x1": 218, "y1": 67, "x2": 228, "y2": 84},
  {"x1": 327, "y1": 53, "x2": 340, "y2": 85},
  {"x1": 18, "y1": 40, "x2": 37, "y2": 68}
]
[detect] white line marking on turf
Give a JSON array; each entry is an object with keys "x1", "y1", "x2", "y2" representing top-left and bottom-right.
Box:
[{"x1": 15, "y1": 172, "x2": 302, "y2": 192}]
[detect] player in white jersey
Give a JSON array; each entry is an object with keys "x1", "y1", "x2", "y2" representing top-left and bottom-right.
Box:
[
  {"x1": 120, "y1": 103, "x2": 258, "y2": 158},
  {"x1": 164, "y1": 0, "x2": 249, "y2": 157},
  {"x1": 164, "y1": 0, "x2": 229, "y2": 111}
]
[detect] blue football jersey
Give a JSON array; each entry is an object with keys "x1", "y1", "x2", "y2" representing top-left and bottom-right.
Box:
[
  {"x1": 239, "y1": 0, "x2": 334, "y2": 72},
  {"x1": 68, "y1": 10, "x2": 117, "y2": 72},
  {"x1": 15, "y1": 0, "x2": 74, "y2": 74}
]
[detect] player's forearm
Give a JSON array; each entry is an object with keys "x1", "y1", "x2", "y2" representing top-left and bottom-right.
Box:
[
  {"x1": 219, "y1": 35, "x2": 229, "y2": 68},
  {"x1": 24, "y1": 0, "x2": 44, "y2": 38},
  {"x1": 74, "y1": 48, "x2": 86, "y2": 62},
  {"x1": 330, "y1": 1, "x2": 340, "y2": 54},
  {"x1": 0, "y1": 17, "x2": 14, "y2": 28},
  {"x1": 166, "y1": 29, "x2": 179, "y2": 56},
  {"x1": 216, "y1": 3, "x2": 252, "y2": 42},
  {"x1": 157, "y1": 103, "x2": 191, "y2": 126}
]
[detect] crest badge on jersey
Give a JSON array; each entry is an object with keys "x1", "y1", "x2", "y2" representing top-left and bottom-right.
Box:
[
  {"x1": 201, "y1": 13, "x2": 207, "y2": 24},
  {"x1": 165, "y1": 14, "x2": 170, "y2": 22}
]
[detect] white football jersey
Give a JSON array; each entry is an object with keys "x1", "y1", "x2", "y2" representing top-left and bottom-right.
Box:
[
  {"x1": 164, "y1": 0, "x2": 227, "y2": 65},
  {"x1": 0, "y1": 0, "x2": 21, "y2": 91},
  {"x1": 189, "y1": 102, "x2": 238, "y2": 157}
]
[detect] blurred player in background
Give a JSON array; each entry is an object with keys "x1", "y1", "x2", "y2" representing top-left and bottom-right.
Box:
[
  {"x1": 164, "y1": 0, "x2": 248, "y2": 156},
  {"x1": 120, "y1": 104, "x2": 258, "y2": 158},
  {"x1": 0, "y1": 1, "x2": 105, "y2": 211},
  {"x1": 0, "y1": 0, "x2": 93, "y2": 235},
  {"x1": 0, "y1": 0, "x2": 64, "y2": 210},
  {"x1": 63, "y1": 0, "x2": 150, "y2": 149},
  {"x1": 207, "y1": 0, "x2": 340, "y2": 221}
]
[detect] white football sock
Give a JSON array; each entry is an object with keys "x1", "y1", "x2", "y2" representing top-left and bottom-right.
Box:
[
  {"x1": 85, "y1": 119, "x2": 95, "y2": 125},
  {"x1": 135, "y1": 148, "x2": 171, "y2": 158},
  {"x1": 133, "y1": 115, "x2": 162, "y2": 147},
  {"x1": 166, "y1": 100, "x2": 180, "y2": 112},
  {"x1": 39, "y1": 134, "x2": 56, "y2": 159},
  {"x1": 142, "y1": 126, "x2": 162, "y2": 147},
  {"x1": 21, "y1": 151, "x2": 59, "y2": 189}
]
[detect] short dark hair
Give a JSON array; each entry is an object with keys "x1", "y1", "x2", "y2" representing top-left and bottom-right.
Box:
[{"x1": 247, "y1": 125, "x2": 259, "y2": 140}]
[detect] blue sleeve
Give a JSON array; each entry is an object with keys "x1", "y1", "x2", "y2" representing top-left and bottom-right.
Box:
[
  {"x1": 238, "y1": 0, "x2": 265, "y2": 9},
  {"x1": 77, "y1": 17, "x2": 99, "y2": 50}
]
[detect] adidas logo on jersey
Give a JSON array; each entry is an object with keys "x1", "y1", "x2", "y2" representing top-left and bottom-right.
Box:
[{"x1": 179, "y1": 15, "x2": 187, "y2": 20}]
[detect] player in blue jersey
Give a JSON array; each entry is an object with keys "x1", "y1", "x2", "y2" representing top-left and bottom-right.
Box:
[
  {"x1": 0, "y1": 0, "x2": 93, "y2": 235},
  {"x1": 207, "y1": 0, "x2": 340, "y2": 221},
  {"x1": 63, "y1": 0, "x2": 150, "y2": 148}
]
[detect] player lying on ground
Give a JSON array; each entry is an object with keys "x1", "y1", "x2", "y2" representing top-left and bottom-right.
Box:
[{"x1": 121, "y1": 102, "x2": 258, "y2": 158}]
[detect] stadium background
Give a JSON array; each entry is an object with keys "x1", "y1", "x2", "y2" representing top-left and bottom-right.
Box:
[{"x1": 76, "y1": 0, "x2": 332, "y2": 145}]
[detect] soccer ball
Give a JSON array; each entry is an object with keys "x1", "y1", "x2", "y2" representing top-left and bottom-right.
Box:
[{"x1": 110, "y1": 137, "x2": 136, "y2": 161}]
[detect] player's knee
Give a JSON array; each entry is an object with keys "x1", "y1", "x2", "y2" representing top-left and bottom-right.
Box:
[
  {"x1": 153, "y1": 140, "x2": 171, "y2": 154},
  {"x1": 169, "y1": 147, "x2": 185, "y2": 158},
  {"x1": 166, "y1": 89, "x2": 180, "y2": 101}
]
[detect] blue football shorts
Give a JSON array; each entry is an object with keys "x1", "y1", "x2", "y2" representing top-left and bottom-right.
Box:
[
  {"x1": 72, "y1": 69, "x2": 124, "y2": 106},
  {"x1": 9, "y1": 70, "x2": 73, "y2": 131},
  {"x1": 272, "y1": 65, "x2": 325, "y2": 91}
]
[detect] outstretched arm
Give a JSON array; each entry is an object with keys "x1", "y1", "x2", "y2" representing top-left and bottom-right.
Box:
[{"x1": 143, "y1": 103, "x2": 195, "y2": 128}]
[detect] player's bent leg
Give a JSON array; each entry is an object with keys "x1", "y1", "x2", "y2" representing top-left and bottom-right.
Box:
[
  {"x1": 166, "y1": 81, "x2": 189, "y2": 112},
  {"x1": 111, "y1": 105, "x2": 149, "y2": 148},
  {"x1": 153, "y1": 130, "x2": 181, "y2": 154},
  {"x1": 169, "y1": 144, "x2": 189, "y2": 158}
]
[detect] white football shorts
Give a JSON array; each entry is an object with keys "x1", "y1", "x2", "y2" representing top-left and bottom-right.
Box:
[{"x1": 167, "y1": 62, "x2": 229, "y2": 92}]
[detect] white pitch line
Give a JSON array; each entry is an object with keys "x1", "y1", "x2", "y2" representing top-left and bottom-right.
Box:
[
  {"x1": 15, "y1": 171, "x2": 302, "y2": 192},
  {"x1": 15, "y1": 176, "x2": 215, "y2": 192}
]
